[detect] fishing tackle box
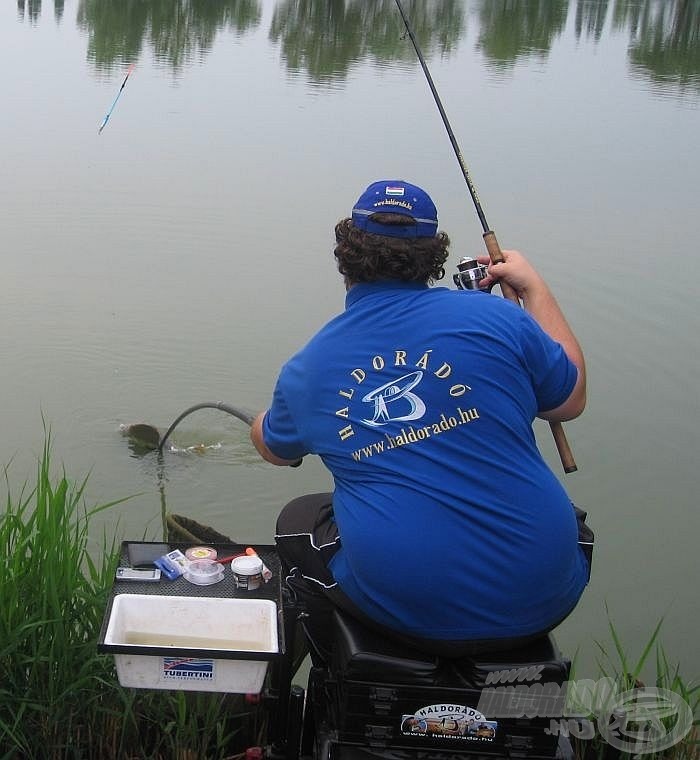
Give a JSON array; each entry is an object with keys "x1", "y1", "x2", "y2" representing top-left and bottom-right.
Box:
[
  {"x1": 317, "y1": 611, "x2": 572, "y2": 759},
  {"x1": 98, "y1": 542, "x2": 285, "y2": 694}
]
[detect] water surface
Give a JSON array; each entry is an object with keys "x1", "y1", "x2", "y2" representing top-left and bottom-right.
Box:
[{"x1": 2, "y1": 0, "x2": 698, "y2": 679}]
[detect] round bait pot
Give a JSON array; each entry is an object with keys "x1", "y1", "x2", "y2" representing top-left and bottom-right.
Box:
[
  {"x1": 231, "y1": 555, "x2": 263, "y2": 591},
  {"x1": 185, "y1": 546, "x2": 218, "y2": 561}
]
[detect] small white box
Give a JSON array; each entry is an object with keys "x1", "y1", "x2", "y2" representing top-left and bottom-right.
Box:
[{"x1": 101, "y1": 594, "x2": 279, "y2": 693}]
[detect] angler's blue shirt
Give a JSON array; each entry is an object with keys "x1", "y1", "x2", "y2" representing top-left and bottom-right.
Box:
[{"x1": 262, "y1": 282, "x2": 588, "y2": 641}]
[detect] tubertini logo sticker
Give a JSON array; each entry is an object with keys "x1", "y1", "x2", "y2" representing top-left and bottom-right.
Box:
[
  {"x1": 162, "y1": 657, "x2": 215, "y2": 681},
  {"x1": 401, "y1": 704, "x2": 497, "y2": 743}
]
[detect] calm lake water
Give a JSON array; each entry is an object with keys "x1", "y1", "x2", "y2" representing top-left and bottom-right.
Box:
[{"x1": 2, "y1": 0, "x2": 698, "y2": 680}]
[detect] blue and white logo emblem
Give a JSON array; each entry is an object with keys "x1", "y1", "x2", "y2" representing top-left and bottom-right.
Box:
[
  {"x1": 361, "y1": 371, "x2": 426, "y2": 426},
  {"x1": 162, "y1": 657, "x2": 215, "y2": 681}
]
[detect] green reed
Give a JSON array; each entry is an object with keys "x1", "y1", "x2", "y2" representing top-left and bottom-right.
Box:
[
  {"x1": 0, "y1": 432, "x2": 124, "y2": 757},
  {"x1": 0, "y1": 432, "x2": 254, "y2": 759},
  {"x1": 568, "y1": 614, "x2": 699, "y2": 760}
]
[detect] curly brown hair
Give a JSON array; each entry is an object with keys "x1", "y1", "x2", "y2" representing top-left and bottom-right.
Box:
[{"x1": 334, "y1": 214, "x2": 450, "y2": 285}]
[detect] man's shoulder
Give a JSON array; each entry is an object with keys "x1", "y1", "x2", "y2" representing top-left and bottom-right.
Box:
[
  {"x1": 430, "y1": 286, "x2": 526, "y2": 319},
  {"x1": 279, "y1": 313, "x2": 347, "y2": 371}
]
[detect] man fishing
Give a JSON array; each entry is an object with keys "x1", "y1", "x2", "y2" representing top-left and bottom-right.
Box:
[{"x1": 251, "y1": 179, "x2": 589, "y2": 662}]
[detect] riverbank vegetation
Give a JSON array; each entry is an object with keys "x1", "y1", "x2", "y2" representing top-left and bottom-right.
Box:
[
  {"x1": 568, "y1": 617, "x2": 698, "y2": 759},
  {"x1": 0, "y1": 437, "x2": 696, "y2": 758},
  {"x1": 0, "y1": 434, "x2": 258, "y2": 759}
]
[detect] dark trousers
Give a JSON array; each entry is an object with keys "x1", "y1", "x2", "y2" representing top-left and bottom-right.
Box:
[{"x1": 274, "y1": 493, "x2": 567, "y2": 662}]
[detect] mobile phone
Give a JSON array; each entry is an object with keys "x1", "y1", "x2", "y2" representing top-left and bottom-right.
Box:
[{"x1": 116, "y1": 567, "x2": 162, "y2": 582}]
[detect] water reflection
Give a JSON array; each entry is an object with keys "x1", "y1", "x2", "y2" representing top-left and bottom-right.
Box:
[
  {"x1": 476, "y1": 0, "x2": 700, "y2": 96},
  {"x1": 17, "y1": 0, "x2": 43, "y2": 23},
  {"x1": 575, "y1": 0, "x2": 700, "y2": 98},
  {"x1": 17, "y1": 0, "x2": 65, "y2": 22},
  {"x1": 75, "y1": 0, "x2": 262, "y2": 72},
  {"x1": 475, "y1": 0, "x2": 568, "y2": 67},
  {"x1": 575, "y1": 0, "x2": 610, "y2": 41},
  {"x1": 269, "y1": 0, "x2": 464, "y2": 84},
  {"x1": 617, "y1": 0, "x2": 700, "y2": 94},
  {"x1": 15, "y1": 0, "x2": 700, "y2": 99}
]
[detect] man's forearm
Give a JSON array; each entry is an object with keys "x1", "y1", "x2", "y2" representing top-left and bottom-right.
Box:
[
  {"x1": 482, "y1": 249, "x2": 587, "y2": 420},
  {"x1": 521, "y1": 281, "x2": 586, "y2": 421},
  {"x1": 250, "y1": 411, "x2": 299, "y2": 466},
  {"x1": 521, "y1": 281, "x2": 586, "y2": 378}
]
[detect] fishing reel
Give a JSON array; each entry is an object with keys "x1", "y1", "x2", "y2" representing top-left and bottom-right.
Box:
[{"x1": 453, "y1": 257, "x2": 489, "y2": 291}]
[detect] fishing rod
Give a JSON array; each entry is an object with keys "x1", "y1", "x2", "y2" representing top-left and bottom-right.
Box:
[
  {"x1": 157, "y1": 402, "x2": 256, "y2": 453},
  {"x1": 120, "y1": 402, "x2": 255, "y2": 453},
  {"x1": 394, "y1": 0, "x2": 577, "y2": 474},
  {"x1": 123, "y1": 401, "x2": 302, "y2": 466},
  {"x1": 98, "y1": 63, "x2": 134, "y2": 134}
]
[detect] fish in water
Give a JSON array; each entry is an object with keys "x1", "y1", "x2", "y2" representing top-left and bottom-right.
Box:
[
  {"x1": 120, "y1": 423, "x2": 161, "y2": 450},
  {"x1": 119, "y1": 423, "x2": 222, "y2": 455}
]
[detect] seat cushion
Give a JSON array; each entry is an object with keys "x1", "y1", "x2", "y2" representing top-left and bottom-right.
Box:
[
  {"x1": 332, "y1": 610, "x2": 570, "y2": 687},
  {"x1": 333, "y1": 610, "x2": 440, "y2": 684}
]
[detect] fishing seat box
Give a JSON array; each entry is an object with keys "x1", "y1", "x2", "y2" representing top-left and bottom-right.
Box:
[{"x1": 322, "y1": 611, "x2": 571, "y2": 759}]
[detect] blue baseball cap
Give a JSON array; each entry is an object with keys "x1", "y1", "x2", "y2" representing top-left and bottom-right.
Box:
[{"x1": 351, "y1": 180, "x2": 438, "y2": 238}]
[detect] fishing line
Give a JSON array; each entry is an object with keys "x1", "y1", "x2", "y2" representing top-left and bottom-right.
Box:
[
  {"x1": 394, "y1": 0, "x2": 577, "y2": 473},
  {"x1": 123, "y1": 402, "x2": 254, "y2": 538},
  {"x1": 122, "y1": 402, "x2": 255, "y2": 454},
  {"x1": 157, "y1": 402, "x2": 256, "y2": 453},
  {"x1": 395, "y1": 0, "x2": 489, "y2": 235}
]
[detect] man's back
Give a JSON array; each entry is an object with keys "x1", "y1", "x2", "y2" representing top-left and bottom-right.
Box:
[{"x1": 267, "y1": 281, "x2": 588, "y2": 641}]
